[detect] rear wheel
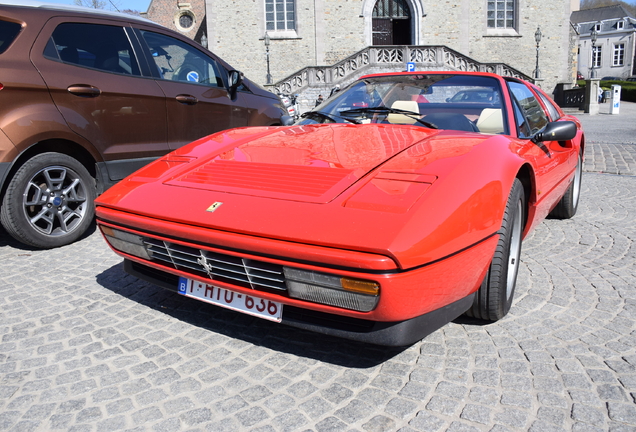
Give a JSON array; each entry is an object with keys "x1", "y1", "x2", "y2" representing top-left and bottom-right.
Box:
[
  {"x1": 465, "y1": 178, "x2": 525, "y2": 321},
  {"x1": 1, "y1": 153, "x2": 96, "y2": 248},
  {"x1": 549, "y1": 152, "x2": 582, "y2": 219}
]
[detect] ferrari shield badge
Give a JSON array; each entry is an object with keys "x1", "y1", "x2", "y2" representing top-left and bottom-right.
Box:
[{"x1": 206, "y1": 202, "x2": 223, "y2": 212}]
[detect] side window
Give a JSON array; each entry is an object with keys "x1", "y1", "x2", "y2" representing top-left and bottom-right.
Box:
[
  {"x1": 536, "y1": 91, "x2": 561, "y2": 121},
  {"x1": 0, "y1": 19, "x2": 22, "y2": 55},
  {"x1": 44, "y1": 23, "x2": 140, "y2": 76},
  {"x1": 140, "y1": 30, "x2": 223, "y2": 87},
  {"x1": 511, "y1": 98, "x2": 532, "y2": 138},
  {"x1": 507, "y1": 81, "x2": 548, "y2": 138}
]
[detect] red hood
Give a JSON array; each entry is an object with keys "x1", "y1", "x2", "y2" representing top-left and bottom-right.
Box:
[
  {"x1": 162, "y1": 124, "x2": 438, "y2": 203},
  {"x1": 97, "y1": 124, "x2": 502, "y2": 268}
]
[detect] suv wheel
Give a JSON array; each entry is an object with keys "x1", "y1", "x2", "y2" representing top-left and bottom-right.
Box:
[{"x1": 1, "y1": 153, "x2": 96, "y2": 248}]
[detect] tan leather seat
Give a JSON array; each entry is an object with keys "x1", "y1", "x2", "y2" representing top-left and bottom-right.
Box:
[
  {"x1": 476, "y1": 108, "x2": 504, "y2": 134},
  {"x1": 388, "y1": 100, "x2": 420, "y2": 124}
]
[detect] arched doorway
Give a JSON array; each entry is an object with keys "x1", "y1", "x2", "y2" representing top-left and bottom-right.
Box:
[{"x1": 372, "y1": 0, "x2": 412, "y2": 45}]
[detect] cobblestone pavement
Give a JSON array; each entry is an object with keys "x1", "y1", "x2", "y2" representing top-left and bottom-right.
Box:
[
  {"x1": 1, "y1": 105, "x2": 636, "y2": 432},
  {"x1": 576, "y1": 101, "x2": 636, "y2": 176}
]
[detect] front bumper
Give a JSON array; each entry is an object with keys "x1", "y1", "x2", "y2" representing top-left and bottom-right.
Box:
[
  {"x1": 97, "y1": 207, "x2": 497, "y2": 346},
  {"x1": 125, "y1": 259, "x2": 475, "y2": 346}
]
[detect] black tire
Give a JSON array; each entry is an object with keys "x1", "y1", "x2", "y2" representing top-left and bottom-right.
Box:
[
  {"x1": 0, "y1": 152, "x2": 96, "y2": 249},
  {"x1": 549, "y1": 152, "x2": 582, "y2": 219},
  {"x1": 465, "y1": 178, "x2": 525, "y2": 321}
]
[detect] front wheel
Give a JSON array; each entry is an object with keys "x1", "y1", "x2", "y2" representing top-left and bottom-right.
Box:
[
  {"x1": 549, "y1": 151, "x2": 582, "y2": 219},
  {"x1": 1, "y1": 153, "x2": 96, "y2": 248},
  {"x1": 465, "y1": 178, "x2": 525, "y2": 321}
]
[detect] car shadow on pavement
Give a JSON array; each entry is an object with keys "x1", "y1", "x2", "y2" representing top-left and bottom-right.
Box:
[{"x1": 95, "y1": 263, "x2": 409, "y2": 368}]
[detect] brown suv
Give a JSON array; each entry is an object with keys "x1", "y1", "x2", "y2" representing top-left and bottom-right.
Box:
[{"x1": 0, "y1": 1, "x2": 289, "y2": 248}]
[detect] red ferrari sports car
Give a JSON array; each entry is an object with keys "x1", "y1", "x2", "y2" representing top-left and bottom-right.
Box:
[{"x1": 95, "y1": 71, "x2": 584, "y2": 346}]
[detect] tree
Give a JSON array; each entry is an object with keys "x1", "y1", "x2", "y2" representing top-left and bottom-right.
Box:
[
  {"x1": 73, "y1": 0, "x2": 107, "y2": 9},
  {"x1": 122, "y1": 9, "x2": 141, "y2": 16},
  {"x1": 73, "y1": 0, "x2": 131, "y2": 13},
  {"x1": 580, "y1": 0, "x2": 636, "y2": 15}
]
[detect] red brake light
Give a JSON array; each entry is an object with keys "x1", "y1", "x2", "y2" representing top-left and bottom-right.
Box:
[{"x1": 0, "y1": 83, "x2": 3, "y2": 91}]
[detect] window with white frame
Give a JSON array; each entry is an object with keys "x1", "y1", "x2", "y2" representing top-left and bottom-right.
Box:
[
  {"x1": 487, "y1": 0, "x2": 516, "y2": 29},
  {"x1": 592, "y1": 45, "x2": 602, "y2": 68},
  {"x1": 594, "y1": 23, "x2": 601, "y2": 32},
  {"x1": 617, "y1": 20, "x2": 624, "y2": 30},
  {"x1": 613, "y1": 43, "x2": 625, "y2": 66},
  {"x1": 265, "y1": 0, "x2": 296, "y2": 32}
]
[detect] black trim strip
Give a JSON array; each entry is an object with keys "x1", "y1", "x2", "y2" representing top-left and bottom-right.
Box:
[{"x1": 282, "y1": 293, "x2": 475, "y2": 346}]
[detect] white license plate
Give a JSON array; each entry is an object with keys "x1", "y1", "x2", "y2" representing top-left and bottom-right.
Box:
[{"x1": 177, "y1": 277, "x2": 283, "y2": 322}]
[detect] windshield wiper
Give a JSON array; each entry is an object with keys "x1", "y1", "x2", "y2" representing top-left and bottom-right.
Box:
[
  {"x1": 301, "y1": 111, "x2": 360, "y2": 124},
  {"x1": 340, "y1": 106, "x2": 438, "y2": 129}
]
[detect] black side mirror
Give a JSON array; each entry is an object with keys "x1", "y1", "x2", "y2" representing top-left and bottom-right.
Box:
[
  {"x1": 227, "y1": 70, "x2": 244, "y2": 99},
  {"x1": 533, "y1": 121, "x2": 577, "y2": 143}
]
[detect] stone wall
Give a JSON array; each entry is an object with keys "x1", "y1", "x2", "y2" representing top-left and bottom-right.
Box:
[
  {"x1": 144, "y1": 0, "x2": 207, "y2": 44},
  {"x1": 191, "y1": 0, "x2": 579, "y2": 95},
  {"x1": 410, "y1": 0, "x2": 577, "y2": 93}
]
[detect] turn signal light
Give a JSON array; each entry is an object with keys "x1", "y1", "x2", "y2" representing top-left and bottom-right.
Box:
[
  {"x1": 341, "y1": 278, "x2": 380, "y2": 295},
  {"x1": 283, "y1": 268, "x2": 379, "y2": 312}
]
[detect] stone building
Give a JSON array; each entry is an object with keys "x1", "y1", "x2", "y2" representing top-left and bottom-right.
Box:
[
  {"x1": 143, "y1": 0, "x2": 207, "y2": 47},
  {"x1": 571, "y1": 5, "x2": 636, "y2": 80},
  {"x1": 146, "y1": 0, "x2": 581, "y2": 104}
]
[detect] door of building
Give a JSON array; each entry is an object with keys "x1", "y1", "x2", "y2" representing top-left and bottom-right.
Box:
[{"x1": 372, "y1": 0, "x2": 412, "y2": 45}]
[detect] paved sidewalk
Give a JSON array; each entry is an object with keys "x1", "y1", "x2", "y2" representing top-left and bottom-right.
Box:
[
  {"x1": 1, "y1": 105, "x2": 635, "y2": 431},
  {"x1": 573, "y1": 101, "x2": 636, "y2": 176}
]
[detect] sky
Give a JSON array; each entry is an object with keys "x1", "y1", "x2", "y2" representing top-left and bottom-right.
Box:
[{"x1": 41, "y1": 0, "x2": 152, "y2": 14}]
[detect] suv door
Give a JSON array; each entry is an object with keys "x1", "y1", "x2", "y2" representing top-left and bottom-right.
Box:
[
  {"x1": 135, "y1": 28, "x2": 249, "y2": 150},
  {"x1": 30, "y1": 18, "x2": 169, "y2": 182}
]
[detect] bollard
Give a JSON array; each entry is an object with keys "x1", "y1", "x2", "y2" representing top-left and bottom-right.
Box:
[{"x1": 609, "y1": 84, "x2": 621, "y2": 115}]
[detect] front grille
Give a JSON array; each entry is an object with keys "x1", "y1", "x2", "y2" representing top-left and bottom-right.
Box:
[{"x1": 143, "y1": 237, "x2": 286, "y2": 291}]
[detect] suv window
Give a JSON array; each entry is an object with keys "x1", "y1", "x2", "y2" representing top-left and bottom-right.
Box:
[
  {"x1": 0, "y1": 19, "x2": 21, "y2": 54},
  {"x1": 507, "y1": 81, "x2": 548, "y2": 138},
  {"x1": 44, "y1": 23, "x2": 140, "y2": 76},
  {"x1": 140, "y1": 30, "x2": 223, "y2": 86}
]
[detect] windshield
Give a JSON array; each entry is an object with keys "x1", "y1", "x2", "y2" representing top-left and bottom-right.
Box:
[{"x1": 300, "y1": 74, "x2": 507, "y2": 134}]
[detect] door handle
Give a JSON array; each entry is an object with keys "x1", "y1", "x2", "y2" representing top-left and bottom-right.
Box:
[
  {"x1": 176, "y1": 94, "x2": 198, "y2": 105},
  {"x1": 67, "y1": 85, "x2": 101, "y2": 97}
]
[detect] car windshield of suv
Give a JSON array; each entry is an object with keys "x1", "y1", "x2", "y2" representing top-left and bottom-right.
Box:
[
  {"x1": 299, "y1": 74, "x2": 507, "y2": 134},
  {"x1": 0, "y1": 19, "x2": 22, "y2": 55}
]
